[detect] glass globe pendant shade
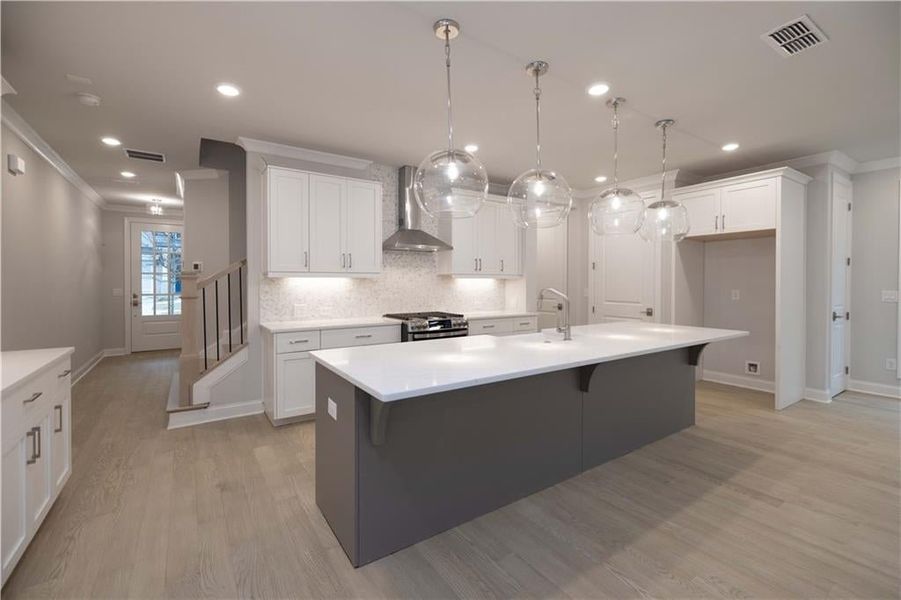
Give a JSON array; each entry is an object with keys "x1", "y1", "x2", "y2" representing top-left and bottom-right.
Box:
[
  {"x1": 507, "y1": 168, "x2": 573, "y2": 229},
  {"x1": 414, "y1": 149, "x2": 488, "y2": 219},
  {"x1": 638, "y1": 199, "x2": 690, "y2": 242},
  {"x1": 588, "y1": 187, "x2": 645, "y2": 235}
]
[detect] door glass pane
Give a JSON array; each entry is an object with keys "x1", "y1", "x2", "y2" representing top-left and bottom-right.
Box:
[
  {"x1": 172, "y1": 297, "x2": 182, "y2": 315},
  {"x1": 155, "y1": 296, "x2": 170, "y2": 315},
  {"x1": 141, "y1": 295, "x2": 155, "y2": 316},
  {"x1": 138, "y1": 229, "x2": 182, "y2": 317},
  {"x1": 141, "y1": 274, "x2": 153, "y2": 295}
]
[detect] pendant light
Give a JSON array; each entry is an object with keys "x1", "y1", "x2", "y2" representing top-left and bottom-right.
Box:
[
  {"x1": 413, "y1": 19, "x2": 488, "y2": 219},
  {"x1": 507, "y1": 60, "x2": 572, "y2": 229},
  {"x1": 588, "y1": 97, "x2": 645, "y2": 235},
  {"x1": 638, "y1": 119, "x2": 690, "y2": 242}
]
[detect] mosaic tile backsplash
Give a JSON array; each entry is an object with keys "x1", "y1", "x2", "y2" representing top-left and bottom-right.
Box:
[{"x1": 259, "y1": 163, "x2": 507, "y2": 322}]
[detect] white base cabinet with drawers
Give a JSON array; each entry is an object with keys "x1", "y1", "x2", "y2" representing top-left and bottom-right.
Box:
[
  {"x1": 468, "y1": 315, "x2": 538, "y2": 336},
  {"x1": 2, "y1": 348, "x2": 73, "y2": 585},
  {"x1": 262, "y1": 324, "x2": 400, "y2": 424}
]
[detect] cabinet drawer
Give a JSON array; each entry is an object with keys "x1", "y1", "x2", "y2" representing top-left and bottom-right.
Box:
[
  {"x1": 513, "y1": 317, "x2": 538, "y2": 332},
  {"x1": 469, "y1": 319, "x2": 514, "y2": 335},
  {"x1": 2, "y1": 369, "x2": 57, "y2": 452},
  {"x1": 321, "y1": 326, "x2": 400, "y2": 349},
  {"x1": 275, "y1": 331, "x2": 321, "y2": 354}
]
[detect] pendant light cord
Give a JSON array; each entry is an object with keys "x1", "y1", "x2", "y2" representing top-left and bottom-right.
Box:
[
  {"x1": 444, "y1": 26, "x2": 454, "y2": 156},
  {"x1": 611, "y1": 101, "x2": 620, "y2": 189},
  {"x1": 534, "y1": 69, "x2": 542, "y2": 171},
  {"x1": 659, "y1": 122, "x2": 668, "y2": 200}
]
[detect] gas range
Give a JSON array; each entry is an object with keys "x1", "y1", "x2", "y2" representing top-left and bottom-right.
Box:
[{"x1": 383, "y1": 311, "x2": 469, "y2": 342}]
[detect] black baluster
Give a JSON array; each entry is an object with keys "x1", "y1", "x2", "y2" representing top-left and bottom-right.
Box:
[
  {"x1": 227, "y1": 272, "x2": 233, "y2": 352},
  {"x1": 215, "y1": 279, "x2": 220, "y2": 362},
  {"x1": 202, "y1": 286, "x2": 208, "y2": 371},
  {"x1": 238, "y1": 265, "x2": 244, "y2": 345}
]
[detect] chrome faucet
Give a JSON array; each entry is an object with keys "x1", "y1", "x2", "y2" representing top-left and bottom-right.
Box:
[{"x1": 537, "y1": 287, "x2": 571, "y2": 341}]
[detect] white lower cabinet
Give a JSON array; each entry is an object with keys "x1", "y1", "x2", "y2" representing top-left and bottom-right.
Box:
[
  {"x1": 469, "y1": 315, "x2": 538, "y2": 337},
  {"x1": 276, "y1": 352, "x2": 316, "y2": 419},
  {"x1": 1, "y1": 351, "x2": 72, "y2": 585}
]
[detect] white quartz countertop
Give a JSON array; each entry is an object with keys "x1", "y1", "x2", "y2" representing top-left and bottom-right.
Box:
[
  {"x1": 2, "y1": 347, "x2": 75, "y2": 394},
  {"x1": 464, "y1": 310, "x2": 539, "y2": 320},
  {"x1": 311, "y1": 321, "x2": 747, "y2": 402},
  {"x1": 261, "y1": 317, "x2": 400, "y2": 333}
]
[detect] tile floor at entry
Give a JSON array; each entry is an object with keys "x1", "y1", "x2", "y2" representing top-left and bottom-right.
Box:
[{"x1": 3, "y1": 351, "x2": 899, "y2": 599}]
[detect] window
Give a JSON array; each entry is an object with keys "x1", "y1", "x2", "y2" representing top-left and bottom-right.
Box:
[{"x1": 140, "y1": 230, "x2": 182, "y2": 316}]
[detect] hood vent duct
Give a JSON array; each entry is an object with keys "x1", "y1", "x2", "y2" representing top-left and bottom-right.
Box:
[{"x1": 383, "y1": 166, "x2": 453, "y2": 252}]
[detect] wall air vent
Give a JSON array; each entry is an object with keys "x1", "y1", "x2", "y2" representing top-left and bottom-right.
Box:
[
  {"x1": 763, "y1": 15, "x2": 828, "y2": 57},
  {"x1": 125, "y1": 148, "x2": 166, "y2": 163}
]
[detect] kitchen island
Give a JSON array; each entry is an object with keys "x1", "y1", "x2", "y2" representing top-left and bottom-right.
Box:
[{"x1": 311, "y1": 321, "x2": 747, "y2": 567}]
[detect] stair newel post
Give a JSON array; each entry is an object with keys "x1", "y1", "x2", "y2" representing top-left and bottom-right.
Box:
[{"x1": 178, "y1": 270, "x2": 203, "y2": 407}]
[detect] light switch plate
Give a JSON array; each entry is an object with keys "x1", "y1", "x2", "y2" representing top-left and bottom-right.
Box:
[
  {"x1": 881, "y1": 290, "x2": 899, "y2": 303},
  {"x1": 7, "y1": 154, "x2": 25, "y2": 175},
  {"x1": 327, "y1": 398, "x2": 337, "y2": 420}
]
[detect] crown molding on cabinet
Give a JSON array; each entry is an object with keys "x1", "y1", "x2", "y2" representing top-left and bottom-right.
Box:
[
  {"x1": 1, "y1": 100, "x2": 106, "y2": 209},
  {"x1": 236, "y1": 137, "x2": 373, "y2": 171},
  {"x1": 855, "y1": 156, "x2": 901, "y2": 174}
]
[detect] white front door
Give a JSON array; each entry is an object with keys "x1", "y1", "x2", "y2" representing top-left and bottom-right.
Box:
[
  {"x1": 830, "y1": 173, "x2": 852, "y2": 396},
  {"x1": 130, "y1": 222, "x2": 183, "y2": 352}
]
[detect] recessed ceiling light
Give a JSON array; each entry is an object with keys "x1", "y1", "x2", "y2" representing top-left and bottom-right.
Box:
[
  {"x1": 594, "y1": 175, "x2": 608, "y2": 183},
  {"x1": 101, "y1": 136, "x2": 121, "y2": 147},
  {"x1": 216, "y1": 83, "x2": 241, "y2": 97},
  {"x1": 464, "y1": 144, "x2": 479, "y2": 153},
  {"x1": 722, "y1": 142, "x2": 740, "y2": 152},
  {"x1": 120, "y1": 171, "x2": 136, "y2": 178},
  {"x1": 587, "y1": 83, "x2": 610, "y2": 97}
]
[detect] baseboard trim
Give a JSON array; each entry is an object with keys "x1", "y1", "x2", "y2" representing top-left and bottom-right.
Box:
[
  {"x1": 103, "y1": 347, "x2": 127, "y2": 357},
  {"x1": 72, "y1": 349, "x2": 104, "y2": 385},
  {"x1": 847, "y1": 379, "x2": 901, "y2": 399},
  {"x1": 167, "y1": 398, "x2": 264, "y2": 430},
  {"x1": 701, "y1": 370, "x2": 775, "y2": 394},
  {"x1": 804, "y1": 387, "x2": 833, "y2": 403}
]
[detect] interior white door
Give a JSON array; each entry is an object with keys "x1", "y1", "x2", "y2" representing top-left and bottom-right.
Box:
[
  {"x1": 130, "y1": 222, "x2": 183, "y2": 352},
  {"x1": 830, "y1": 173, "x2": 852, "y2": 396},
  {"x1": 267, "y1": 168, "x2": 309, "y2": 273},
  {"x1": 344, "y1": 180, "x2": 381, "y2": 273},
  {"x1": 309, "y1": 175, "x2": 344, "y2": 273},
  {"x1": 592, "y1": 230, "x2": 656, "y2": 323}
]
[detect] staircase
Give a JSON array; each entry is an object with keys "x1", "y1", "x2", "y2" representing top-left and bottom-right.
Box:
[{"x1": 168, "y1": 259, "x2": 248, "y2": 413}]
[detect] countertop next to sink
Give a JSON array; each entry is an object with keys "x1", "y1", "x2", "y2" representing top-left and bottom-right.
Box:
[{"x1": 311, "y1": 321, "x2": 748, "y2": 402}]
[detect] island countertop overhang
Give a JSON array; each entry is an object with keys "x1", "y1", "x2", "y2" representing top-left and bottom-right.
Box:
[{"x1": 310, "y1": 321, "x2": 748, "y2": 402}]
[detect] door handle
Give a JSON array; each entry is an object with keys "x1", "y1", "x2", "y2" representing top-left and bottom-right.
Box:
[
  {"x1": 55, "y1": 405, "x2": 63, "y2": 433},
  {"x1": 26, "y1": 429, "x2": 36, "y2": 465},
  {"x1": 832, "y1": 311, "x2": 845, "y2": 321},
  {"x1": 644, "y1": 307, "x2": 654, "y2": 317},
  {"x1": 132, "y1": 297, "x2": 140, "y2": 307}
]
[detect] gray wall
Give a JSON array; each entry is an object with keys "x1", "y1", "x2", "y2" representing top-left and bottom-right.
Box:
[
  {"x1": 183, "y1": 174, "x2": 229, "y2": 276},
  {"x1": 850, "y1": 167, "x2": 900, "y2": 387},
  {"x1": 702, "y1": 237, "x2": 776, "y2": 382},
  {"x1": 2, "y1": 123, "x2": 103, "y2": 373},
  {"x1": 199, "y1": 139, "x2": 245, "y2": 264}
]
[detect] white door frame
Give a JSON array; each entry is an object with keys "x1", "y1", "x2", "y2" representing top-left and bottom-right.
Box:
[{"x1": 123, "y1": 217, "x2": 184, "y2": 354}]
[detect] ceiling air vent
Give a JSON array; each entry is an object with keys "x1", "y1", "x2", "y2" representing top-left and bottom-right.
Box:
[
  {"x1": 125, "y1": 148, "x2": 166, "y2": 163},
  {"x1": 763, "y1": 15, "x2": 828, "y2": 57}
]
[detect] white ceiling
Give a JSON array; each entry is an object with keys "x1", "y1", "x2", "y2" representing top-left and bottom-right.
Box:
[{"x1": 2, "y1": 2, "x2": 898, "y2": 207}]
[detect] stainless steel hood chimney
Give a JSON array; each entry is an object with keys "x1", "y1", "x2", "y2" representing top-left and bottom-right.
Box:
[{"x1": 382, "y1": 166, "x2": 453, "y2": 252}]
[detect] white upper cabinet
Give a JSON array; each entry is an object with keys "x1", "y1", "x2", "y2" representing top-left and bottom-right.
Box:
[
  {"x1": 265, "y1": 168, "x2": 310, "y2": 273},
  {"x1": 264, "y1": 167, "x2": 382, "y2": 277},
  {"x1": 674, "y1": 171, "x2": 780, "y2": 239},
  {"x1": 438, "y1": 197, "x2": 522, "y2": 277}
]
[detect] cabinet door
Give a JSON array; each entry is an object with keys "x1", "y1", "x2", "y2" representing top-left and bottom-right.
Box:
[
  {"x1": 344, "y1": 180, "x2": 381, "y2": 274},
  {"x1": 276, "y1": 353, "x2": 315, "y2": 419},
  {"x1": 25, "y1": 414, "x2": 52, "y2": 533},
  {"x1": 676, "y1": 188, "x2": 721, "y2": 237},
  {"x1": 450, "y1": 215, "x2": 478, "y2": 275},
  {"x1": 267, "y1": 169, "x2": 310, "y2": 273},
  {"x1": 2, "y1": 437, "x2": 27, "y2": 582},
  {"x1": 494, "y1": 203, "x2": 520, "y2": 275},
  {"x1": 475, "y1": 203, "x2": 498, "y2": 274},
  {"x1": 309, "y1": 175, "x2": 345, "y2": 273},
  {"x1": 721, "y1": 178, "x2": 776, "y2": 233}
]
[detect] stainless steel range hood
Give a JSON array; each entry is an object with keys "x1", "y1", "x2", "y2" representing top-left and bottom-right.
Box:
[{"x1": 382, "y1": 166, "x2": 453, "y2": 252}]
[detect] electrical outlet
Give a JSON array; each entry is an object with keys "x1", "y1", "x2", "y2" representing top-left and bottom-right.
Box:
[
  {"x1": 327, "y1": 398, "x2": 337, "y2": 420},
  {"x1": 731, "y1": 289, "x2": 740, "y2": 301},
  {"x1": 886, "y1": 358, "x2": 897, "y2": 371},
  {"x1": 745, "y1": 361, "x2": 760, "y2": 375},
  {"x1": 881, "y1": 290, "x2": 899, "y2": 303}
]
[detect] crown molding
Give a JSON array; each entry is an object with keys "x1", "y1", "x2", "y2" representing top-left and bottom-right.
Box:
[
  {"x1": 236, "y1": 137, "x2": 372, "y2": 170},
  {"x1": 855, "y1": 156, "x2": 901, "y2": 174},
  {"x1": 2, "y1": 100, "x2": 106, "y2": 209}
]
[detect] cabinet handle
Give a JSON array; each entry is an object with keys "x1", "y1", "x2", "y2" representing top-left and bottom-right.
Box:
[
  {"x1": 348, "y1": 253, "x2": 352, "y2": 269},
  {"x1": 26, "y1": 430, "x2": 36, "y2": 465},
  {"x1": 341, "y1": 253, "x2": 346, "y2": 268},
  {"x1": 478, "y1": 258, "x2": 482, "y2": 271},
  {"x1": 288, "y1": 339, "x2": 309, "y2": 345},
  {"x1": 482, "y1": 324, "x2": 495, "y2": 329},
  {"x1": 501, "y1": 259, "x2": 504, "y2": 272},
  {"x1": 24, "y1": 391, "x2": 42, "y2": 404},
  {"x1": 355, "y1": 334, "x2": 372, "y2": 339},
  {"x1": 58, "y1": 369, "x2": 72, "y2": 378},
  {"x1": 55, "y1": 405, "x2": 63, "y2": 433},
  {"x1": 33, "y1": 426, "x2": 41, "y2": 459},
  {"x1": 519, "y1": 321, "x2": 531, "y2": 326},
  {"x1": 304, "y1": 251, "x2": 308, "y2": 268},
  {"x1": 474, "y1": 258, "x2": 478, "y2": 271},
  {"x1": 715, "y1": 215, "x2": 719, "y2": 231},
  {"x1": 722, "y1": 214, "x2": 726, "y2": 230}
]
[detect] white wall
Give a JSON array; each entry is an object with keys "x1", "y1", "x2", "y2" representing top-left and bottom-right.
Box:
[
  {"x1": 2, "y1": 123, "x2": 103, "y2": 373},
  {"x1": 849, "y1": 167, "x2": 900, "y2": 389},
  {"x1": 183, "y1": 173, "x2": 230, "y2": 276},
  {"x1": 701, "y1": 237, "x2": 776, "y2": 384}
]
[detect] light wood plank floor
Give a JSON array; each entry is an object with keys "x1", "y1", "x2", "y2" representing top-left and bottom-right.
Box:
[{"x1": 3, "y1": 350, "x2": 899, "y2": 599}]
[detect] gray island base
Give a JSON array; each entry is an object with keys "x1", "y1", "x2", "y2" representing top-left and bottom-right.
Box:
[{"x1": 315, "y1": 344, "x2": 707, "y2": 567}]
